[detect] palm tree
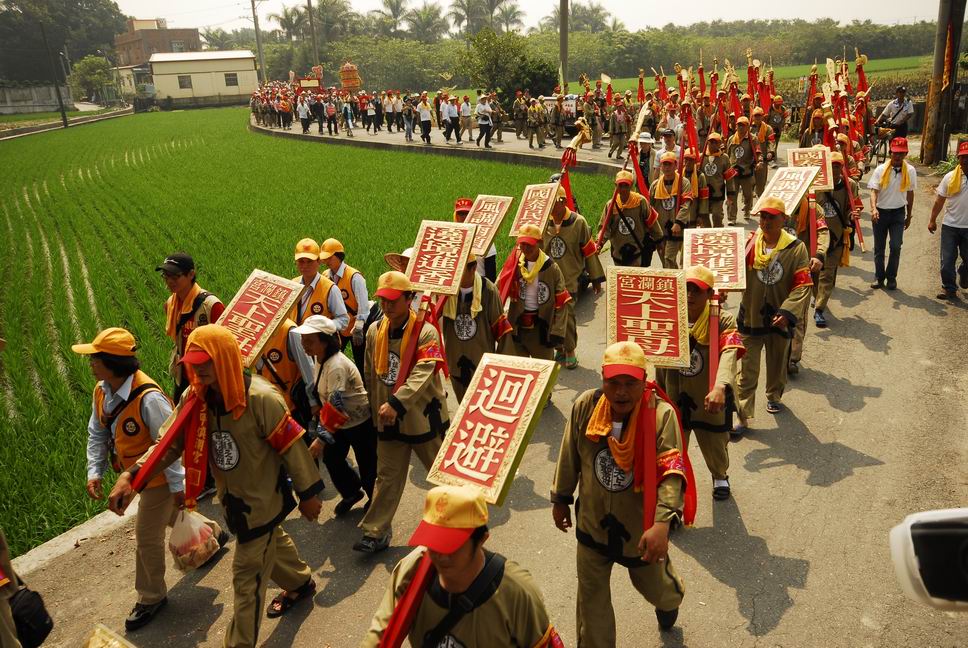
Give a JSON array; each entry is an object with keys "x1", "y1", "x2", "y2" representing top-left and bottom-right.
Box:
[
  {"x1": 313, "y1": 0, "x2": 363, "y2": 44},
  {"x1": 572, "y1": 1, "x2": 609, "y2": 33},
  {"x1": 268, "y1": 5, "x2": 307, "y2": 45},
  {"x1": 201, "y1": 28, "x2": 236, "y2": 50},
  {"x1": 405, "y1": 2, "x2": 449, "y2": 43},
  {"x1": 448, "y1": 0, "x2": 484, "y2": 38},
  {"x1": 479, "y1": 0, "x2": 504, "y2": 28},
  {"x1": 370, "y1": 0, "x2": 409, "y2": 36},
  {"x1": 495, "y1": 1, "x2": 523, "y2": 33},
  {"x1": 606, "y1": 16, "x2": 625, "y2": 32},
  {"x1": 535, "y1": 4, "x2": 560, "y2": 34}
]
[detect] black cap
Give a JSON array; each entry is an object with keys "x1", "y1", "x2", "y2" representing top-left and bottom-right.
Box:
[
  {"x1": 155, "y1": 252, "x2": 195, "y2": 274},
  {"x1": 896, "y1": 85, "x2": 906, "y2": 93},
  {"x1": 663, "y1": 128, "x2": 675, "y2": 137}
]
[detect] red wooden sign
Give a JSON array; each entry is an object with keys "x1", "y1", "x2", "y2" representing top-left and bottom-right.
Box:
[
  {"x1": 508, "y1": 183, "x2": 559, "y2": 237},
  {"x1": 606, "y1": 267, "x2": 689, "y2": 368},
  {"x1": 465, "y1": 194, "x2": 514, "y2": 256},
  {"x1": 216, "y1": 270, "x2": 302, "y2": 368},
  {"x1": 787, "y1": 146, "x2": 834, "y2": 191},
  {"x1": 405, "y1": 221, "x2": 477, "y2": 295},
  {"x1": 682, "y1": 227, "x2": 747, "y2": 291},
  {"x1": 428, "y1": 354, "x2": 558, "y2": 505}
]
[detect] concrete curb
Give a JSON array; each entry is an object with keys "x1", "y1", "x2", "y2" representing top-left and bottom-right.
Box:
[
  {"x1": 248, "y1": 121, "x2": 623, "y2": 176},
  {"x1": 0, "y1": 107, "x2": 134, "y2": 141}
]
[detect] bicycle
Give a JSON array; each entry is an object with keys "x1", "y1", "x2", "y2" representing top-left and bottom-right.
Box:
[{"x1": 872, "y1": 124, "x2": 895, "y2": 168}]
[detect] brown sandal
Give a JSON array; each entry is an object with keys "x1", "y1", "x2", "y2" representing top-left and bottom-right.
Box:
[{"x1": 266, "y1": 579, "x2": 316, "y2": 618}]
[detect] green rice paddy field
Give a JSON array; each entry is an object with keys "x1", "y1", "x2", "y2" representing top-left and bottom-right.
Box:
[{"x1": 0, "y1": 107, "x2": 616, "y2": 556}]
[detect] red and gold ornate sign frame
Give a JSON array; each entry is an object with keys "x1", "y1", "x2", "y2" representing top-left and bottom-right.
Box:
[
  {"x1": 751, "y1": 165, "x2": 820, "y2": 215},
  {"x1": 428, "y1": 353, "x2": 559, "y2": 505},
  {"x1": 682, "y1": 227, "x2": 747, "y2": 291},
  {"x1": 217, "y1": 270, "x2": 302, "y2": 367},
  {"x1": 405, "y1": 220, "x2": 477, "y2": 296},
  {"x1": 465, "y1": 195, "x2": 514, "y2": 256},
  {"x1": 787, "y1": 147, "x2": 834, "y2": 191},
  {"x1": 606, "y1": 266, "x2": 689, "y2": 369},
  {"x1": 508, "y1": 183, "x2": 559, "y2": 237}
]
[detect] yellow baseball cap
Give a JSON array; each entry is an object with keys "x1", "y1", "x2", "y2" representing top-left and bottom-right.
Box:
[
  {"x1": 319, "y1": 238, "x2": 344, "y2": 260},
  {"x1": 408, "y1": 485, "x2": 489, "y2": 553},
  {"x1": 659, "y1": 151, "x2": 677, "y2": 164},
  {"x1": 830, "y1": 151, "x2": 845, "y2": 165},
  {"x1": 294, "y1": 238, "x2": 320, "y2": 261},
  {"x1": 706, "y1": 132, "x2": 723, "y2": 142},
  {"x1": 375, "y1": 270, "x2": 413, "y2": 300},
  {"x1": 615, "y1": 170, "x2": 634, "y2": 186},
  {"x1": 752, "y1": 107, "x2": 765, "y2": 116},
  {"x1": 736, "y1": 116, "x2": 750, "y2": 125},
  {"x1": 686, "y1": 265, "x2": 715, "y2": 291},
  {"x1": 517, "y1": 224, "x2": 543, "y2": 245},
  {"x1": 555, "y1": 184, "x2": 567, "y2": 201},
  {"x1": 756, "y1": 196, "x2": 787, "y2": 216},
  {"x1": 71, "y1": 327, "x2": 137, "y2": 356},
  {"x1": 602, "y1": 340, "x2": 647, "y2": 380}
]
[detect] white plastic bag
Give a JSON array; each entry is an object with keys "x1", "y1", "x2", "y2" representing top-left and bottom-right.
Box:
[{"x1": 168, "y1": 510, "x2": 218, "y2": 571}]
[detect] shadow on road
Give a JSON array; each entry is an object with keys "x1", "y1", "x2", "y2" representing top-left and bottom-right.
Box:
[
  {"x1": 888, "y1": 287, "x2": 962, "y2": 316},
  {"x1": 741, "y1": 411, "x2": 883, "y2": 487},
  {"x1": 673, "y1": 497, "x2": 809, "y2": 637},
  {"x1": 792, "y1": 366, "x2": 883, "y2": 412},
  {"x1": 814, "y1": 314, "x2": 891, "y2": 354},
  {"x1": 131, "y1": 581, "x2": 225, "y2": 646}
]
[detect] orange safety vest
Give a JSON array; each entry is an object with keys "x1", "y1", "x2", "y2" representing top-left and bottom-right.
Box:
[
  {"x1": 94, "y1": 371, "x2": 171, "y2": 490},
  {"x1": 257, "y1": 319, "x2": 301, "y2": 410},
  {"x1": 334, "y1": 264, "x2": 364, "y2": 338},
  {"x1": 291, "y1": 274, "x2": 338, "y2": 325}
]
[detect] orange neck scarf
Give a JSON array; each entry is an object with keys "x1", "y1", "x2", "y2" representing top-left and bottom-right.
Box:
[
  {"x1": 585, "y1": 393, "x2": 642, "y2": 473},
  {"x1": 375, "y1": 311, "x2": 416, "y2": 378},
  {"x1": 654, "y1": 175, "x2": 680, "y2": 201},
  {"x1": 165, "y1": 283, "x2": 203, "y2": 342}
]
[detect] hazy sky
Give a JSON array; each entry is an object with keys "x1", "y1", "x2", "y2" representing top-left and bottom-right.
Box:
[{"x1": 113, "y1": 0, "x2": 938, "y2": 34}]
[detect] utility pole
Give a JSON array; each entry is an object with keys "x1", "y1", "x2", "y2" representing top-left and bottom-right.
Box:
[
  {"x1": 251, "y1": 0, "x2": 267, "y2": 84},
  {"x1": 922, "y1": 0, "x2": 967, "y2": 165},
  {"x1": 559, "y1": 0, "x2": 568, "y2": 90},
  {"x1": 39, "y1": 21, "x2": 68, "y2": 128},
  {"x1": 306, "y1": 0, "x2": 319, "y2": 66}
]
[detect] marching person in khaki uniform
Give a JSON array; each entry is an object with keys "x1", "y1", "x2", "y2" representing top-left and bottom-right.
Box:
[
  {"x1": 527, "y1": 98, "x2": 546, "y2": 149},
  {"x1": 543, "y1": 186, "x2": 605, "y2": 369},
  {"x1": 361, "y1": 485, "x2": 562, "y2": 648},
  {"x1": 291, "y1": 238, "x2": 350, "y2": 330},
  {"x1": 798, "y1": 92, "x2": 825, "y2": 139},
  {"x1": 600, "y1": 169, "x2": 664, "y2": 267},
  {"x1": 357, "y1": 271, "x2": 450, "y2": 553},
  {"x1": 551, "y1": 95, "x2": 566, "y2": 149},
  {"x1": 657, "y1": 267, "x2": 745, "y2": 500},
  {"x1": 787, "y1": 193, "x2": 830, "y2": 375},
  {"x1": 734, "y1": 198, "x2": 813, "y2": 434},
  {"x1": 650, "y1": 151, "x2": 693, "y2": 269},
  {"x1": 701, "y1": 133, "x2": 730, "y2": 226},
  {"x1": 507, "y1": 224, "x2": 571, "y2": 361},
  {"x1": 726, "y1": 116, "x2": 762, "y2": 224},
  {"x1": 682, "y1": 148, "x2": 710, "y2": 227},
  {"x1": 157, "y1": 252, "x2": 224, "y2": 401},
  {"x1": 513, "y1": 91, "x2": 527, "y2": 139},
  {"x1": 750, "y1": 108, "x2": 775, "y2": 197},
  {"x1": 813, "y1": 152, "x2": 859, "y2": 327},
  {"x1": 552, "y1": 342, "x2": 691, "y2": 644},
  {"x1": 75, "y1": 327, "x2": 225, "y2": 631},
  {"x1": 442, "y1": 255, "x2": 513, "y2": 402},
  {"x1": 608, "y1": 100, "x2": 629, "y2": 159},
  {"x1": 799, "y1": 109, "x2": 827, "y2": 148},
  {"x1": 320, "y1": 238, "x2": 371, "y2": 377},
  {"x1": 110, "y1": 325, "x2": 323, "y2": 648},
  {"x1": 766, "y1": 96, "x2": 787, "y2": 167},
  {"x1": 0, "y1": 529, "x2": 22, "y2": 648}
]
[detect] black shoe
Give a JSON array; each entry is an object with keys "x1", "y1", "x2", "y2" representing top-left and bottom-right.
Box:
[
  {"x1": 870, "y1": 280, "x2": 884, "y2": 289},
  {"x1": 886, "y1": 279, "x2": 897, "y2": 291},
  {"x1": 814, "y1": 309, "x2": 827, "y2": 328},
  {"x1": 656, "y1": 607, "x2": 679, "y2": 630},
  {"x1": 712, "y1": 481, "x2": 731, "y2": 500},
  {"x1": 353, "y1": 533, "x2": 390, "y2": 553},
  {"x1": 125, "y1": 598, "x2": 167, "y2": 631},
  {"x1": 334, "y1": 490, "x2": 365, "y2": 517}
]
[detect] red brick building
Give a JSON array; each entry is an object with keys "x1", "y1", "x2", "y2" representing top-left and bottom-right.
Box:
[{"x1": 115, "y1": 19, "x2": 201, "y2": 67}]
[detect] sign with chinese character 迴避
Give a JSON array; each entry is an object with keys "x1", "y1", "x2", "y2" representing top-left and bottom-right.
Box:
[
  {"x1": 428, "y1": 354, "x2": 559, "y2": 504},
  {"x1": 465, "y1": 194, "x2": 514, "y2": 256},
  {"x1": 682, "y1": 227, "x2": 746, "y2": 291},
  {"x1": 217, "y1": 270, "x2": 302, "y2": 368},
  {"x1": 787, "y1": 147, "x2": 833, "y2": 191},
  {"x1": 405, "y1": 221, "x2": 477, "y2": 295},
  {"x1": 751, "y1": 166, "x2": 820, "y2": 215},
  {"x1": 607, "y1": 267, "x2": 689, "y2": 368},
  {"x1": 508, "y1": 183, "x2": 559, "y2": 237}
]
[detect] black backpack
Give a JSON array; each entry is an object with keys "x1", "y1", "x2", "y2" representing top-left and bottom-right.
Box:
[{"x1": 11, "y1": 582, "x2": 53, "y2": 648}]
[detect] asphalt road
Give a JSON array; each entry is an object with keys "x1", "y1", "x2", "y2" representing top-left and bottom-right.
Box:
[{"x1": 18, "y1": 127, "x2": 968, "y2": 648}]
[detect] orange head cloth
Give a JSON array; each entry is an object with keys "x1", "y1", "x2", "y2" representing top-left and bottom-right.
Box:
[{"x1": 183, "y1": 324, "x2": 247, "y2": 420}]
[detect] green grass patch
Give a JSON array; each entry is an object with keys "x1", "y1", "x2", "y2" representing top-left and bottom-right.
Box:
[
  {"x1": 0, "y1": 108, "x2": 117, "y2": 130},
  {"x1": 0, "y1": 106, "x2": 614, "y2": 556}
]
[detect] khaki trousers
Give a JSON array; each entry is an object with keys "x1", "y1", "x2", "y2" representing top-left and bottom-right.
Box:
[
  {"x1": 513, "y1": 326, "x2": 556, "y2": 361},
  {"x1": 553, "y1": 125, "x2": 564, "y2": 147},
  {"x1": 727, "y1": 176, "x2": 755, "y2": 223},
  {"x1": 592, "y1": 124, "x2": 603, "y2": 147},
  {"x1": 736, "y1": 333, "x2": 790, "y2": 419},
  {"x1": 709, "y1": 199, "x2": 725, "y2": 227},
  {"x1": 686, "y1": 428, "x2": 729, "y2": 481},
  {"x1": 136, "y1": 485, "x2": 222, "y2": 605},
  {"x1": 0, "y1": 599, "x2": 19, "y2": 648},
  {"x1": 460, "y1": 115, "x2": 473, "y2": 139},
  {"x1": 608, "y1": 133, "x2": 627, "y2": 157},
  {"x1": 661, "y1": 239, "x2": 682, "y2": 269},
  {"x1": 815, "y1": 242, "x2": 843, "y2": 311},
  {"x1": 225, "y1": 526, "x2": 311, "y2": 648},
  {"x1": 359, "y1": 436, "x2": 442, "y2": 538},
  {"x1": 575, "y1": 543, "x2": 684, "y2": 648},
  {"x1": 790, "y1": 310, "x2": 809, "y2": 365},
  {"x1": 561, "y1": 300, "x2": 577, "y2": 356},
  {"x1": 514, "y1": 118, "x2": 525, "y2": 138}
]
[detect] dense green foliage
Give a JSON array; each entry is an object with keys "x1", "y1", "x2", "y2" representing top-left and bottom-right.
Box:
[{"x1": 0, "y1": 107, "x2": 615, "y2": 556}]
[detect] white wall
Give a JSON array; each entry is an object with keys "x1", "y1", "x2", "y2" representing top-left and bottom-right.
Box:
[{"x1": 151, "y1": 59, "x2": 257, "y2": 100}]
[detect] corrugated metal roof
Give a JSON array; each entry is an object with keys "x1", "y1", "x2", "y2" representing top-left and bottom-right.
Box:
[{"x1": 149, "y1": 50, "x2": 254, "y2": 63}]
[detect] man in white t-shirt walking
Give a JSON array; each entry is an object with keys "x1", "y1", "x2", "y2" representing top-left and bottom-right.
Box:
[
  {"x1": 867, "y1": 137, "x2": 917, "y2": 290},
  {"x1": 929, "y1": 140, "x2": 968, "y2": 300}
]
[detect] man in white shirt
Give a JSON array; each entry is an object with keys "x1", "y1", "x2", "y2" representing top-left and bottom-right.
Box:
[
  {"x1": 929, "y1": 140, "x2": 968, "y2": 300},
  {"x1": 460, "y1": 95, "x2": 474, "y2": 141},
  {"x1": 867, "y1": 137, "x2": 917, "y2": 290},
  {"x1": 653, "y1": 129, "x2": 681, "y2": 177},
  {"x1": 475, "y1": 97, "x2": 493, "y2": 148},
  {"x1": 877, "y1": 86, "x2": 915, "y2": 138}
]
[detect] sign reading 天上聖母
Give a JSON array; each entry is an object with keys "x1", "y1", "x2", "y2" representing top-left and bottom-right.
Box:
[{"x1": 607, "y1": 266, "x2": 689, "y2": 368}]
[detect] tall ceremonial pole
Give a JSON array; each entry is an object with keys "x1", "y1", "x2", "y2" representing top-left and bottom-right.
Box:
[{"x1": 559, "y1": 0, "x2": 569, "y2": 91}]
